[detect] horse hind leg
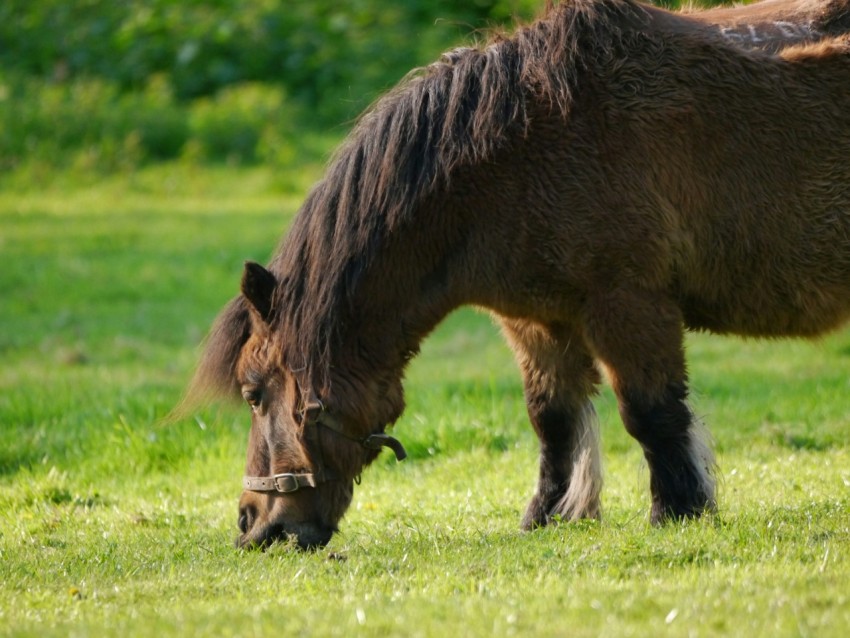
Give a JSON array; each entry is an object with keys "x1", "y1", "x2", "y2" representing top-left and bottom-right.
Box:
[
  {"x1": 581, "y1": 289, "x2": 716, "y2": 523},
  {"x1": 500, "y1": 318, "x2": 603, "y2": 529},
  {"x1": 623, "y1": 379, "x2": 717, "y2": 522}
]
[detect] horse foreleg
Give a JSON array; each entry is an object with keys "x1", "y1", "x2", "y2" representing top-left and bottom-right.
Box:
[
  {"x1": 500, "y1": 318, "x2": 603, "y2": 529},
  {"x1": 522, "y1": 399, "x2": 602, "y2": 528},
  {"x1": 582, "y1": 290, "x2": 717, "y2": 524}
]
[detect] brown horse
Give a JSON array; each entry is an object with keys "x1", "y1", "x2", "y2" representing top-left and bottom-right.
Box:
[
  {"x1": 693, "y1": 0, "x2": 850, "y2": 50},
  {"x1": 189, "y1": 0, "x2": 850, "y2": 549}
]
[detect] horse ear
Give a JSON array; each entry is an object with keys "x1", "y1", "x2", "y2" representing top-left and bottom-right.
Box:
[{"x1": 241, "y1": 261, "x2": 277, "y2": 323}]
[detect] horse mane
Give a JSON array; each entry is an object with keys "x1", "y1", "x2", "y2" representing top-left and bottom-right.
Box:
[
  {"x1": 262, "y1": 0, "x2": 647, "y2": 389},
  {"x1": 180, "y1": 296, "x2": 252, "y2": 409},
  {"x1": 189, "y1": 0, "x2": 648, "y2": 400}
]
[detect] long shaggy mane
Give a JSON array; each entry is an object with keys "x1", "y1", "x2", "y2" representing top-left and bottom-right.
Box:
[{"x1": 262, "y1": 0, "x2": 638, "y2": 388}]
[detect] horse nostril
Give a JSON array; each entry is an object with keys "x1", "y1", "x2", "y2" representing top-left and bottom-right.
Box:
[{"x1": 238, "y1": 505, "x2": 256, "y2": 534}]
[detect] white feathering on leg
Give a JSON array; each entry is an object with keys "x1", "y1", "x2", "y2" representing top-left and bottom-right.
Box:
[{"x1": 553, "y1": 401, "x2": 603, "y2": 520}]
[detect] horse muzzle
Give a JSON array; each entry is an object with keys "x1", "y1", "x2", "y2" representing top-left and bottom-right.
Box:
[{"x1": 236, "y1": 519, "x2": 335, "y2": 551}]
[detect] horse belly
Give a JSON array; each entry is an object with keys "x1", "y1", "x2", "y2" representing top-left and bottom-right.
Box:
[{"x1": 678, "y1": 275, "x2": 850, "y2": 338}]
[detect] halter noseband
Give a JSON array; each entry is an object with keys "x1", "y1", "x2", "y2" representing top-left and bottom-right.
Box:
[{"x1": 242, "y1": 398, "x2": 407, "y2": 494}]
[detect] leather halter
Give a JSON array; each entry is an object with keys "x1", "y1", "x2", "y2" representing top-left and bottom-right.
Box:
[{"x1": 242, "y1": 398, "x2": 407, "y2": 494}]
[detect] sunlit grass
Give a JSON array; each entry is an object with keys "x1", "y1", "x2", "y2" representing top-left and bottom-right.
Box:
[{"x1": 1, "y1": 166, "x2": 849, "y2": 637}]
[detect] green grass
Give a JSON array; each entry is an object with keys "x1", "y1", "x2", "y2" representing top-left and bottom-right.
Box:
[{"x1": 1, "y1": 165, "x2": 849, "y2": 637}]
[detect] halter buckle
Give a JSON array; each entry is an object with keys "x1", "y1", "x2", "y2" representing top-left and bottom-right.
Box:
[{"x1": 273, "y1": 473, "x2": 304, "y2": 493}]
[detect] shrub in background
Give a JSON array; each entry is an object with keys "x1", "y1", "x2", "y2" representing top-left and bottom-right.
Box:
[
  {"x1": 0, "y1": 0, "x2": 704, "y2": 175},
  {"x1": 0, "y1": 0, "x2": 543, "y2": 125},
  {"x1": 0, "y1": 74, "x2": 298, "y2": 171},
  {"x1": 187, "y1": 83, "x2": 292, "y2": 164}
]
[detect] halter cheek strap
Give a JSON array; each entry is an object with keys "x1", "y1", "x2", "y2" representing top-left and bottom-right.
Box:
[
  {"x1": 242, "y1": 401, "x2": 407, "y2": 494},
  {"x1": 310, "y1": 408, "x2": 407, "y2": 462}
]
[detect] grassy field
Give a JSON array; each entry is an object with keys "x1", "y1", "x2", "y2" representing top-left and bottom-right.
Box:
[{"x1": 1, "y1": 165, "x2": 849, "y2": 637}]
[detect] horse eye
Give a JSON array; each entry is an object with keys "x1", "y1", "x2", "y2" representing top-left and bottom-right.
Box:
[{"x1": 241, "y1": 387, "x2": 263, "y2": 410}]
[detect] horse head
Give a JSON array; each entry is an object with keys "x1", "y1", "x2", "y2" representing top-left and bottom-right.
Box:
[{"x1": 233, "y1": 262, "x2": 407, "y2": 550}]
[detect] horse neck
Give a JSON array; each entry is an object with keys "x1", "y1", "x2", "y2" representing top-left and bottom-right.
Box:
[
  {"x1": 340, "y1": 199, "x2": 470, "y2": 371},
  {"x1": 294, "y1": 196, "x2": 472, "y2": 430},
  {"x1": 326, "y1": 136, "x2": 540, "y2": 372},
  {"x1": 307, "y1": 105, "x2": 550, "y2": 404}
]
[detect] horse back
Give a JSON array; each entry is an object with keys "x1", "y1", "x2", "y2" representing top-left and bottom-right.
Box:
[
  {"x1": 684, "y1": 0, "x2": 850, "y2": 51},
  {"x1": 607, "y1": 30, "x2": 850, "y2": 336},
  {"x1": 475, "y1": 11, "x2": 850, "y2": 339}
]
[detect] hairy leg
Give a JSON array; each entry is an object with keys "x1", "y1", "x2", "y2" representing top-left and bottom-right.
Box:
[
  {"x1": 500, "y1": 317, "x2": 603, "y2": 529},
  {"x1": 581, "y1": 289, "x2": 716, "y2": 523}
]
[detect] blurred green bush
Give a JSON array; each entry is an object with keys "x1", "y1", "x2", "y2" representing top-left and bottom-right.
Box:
[
  {"x1": 0, "y1": 0, "x2": 695, "y2": 171},
  {"x1": 0, "y1": 73, "x2": 302, "y2": 171},
  {"x1": 0, "y1": 1, "x2": 542, "y2": 103}
]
